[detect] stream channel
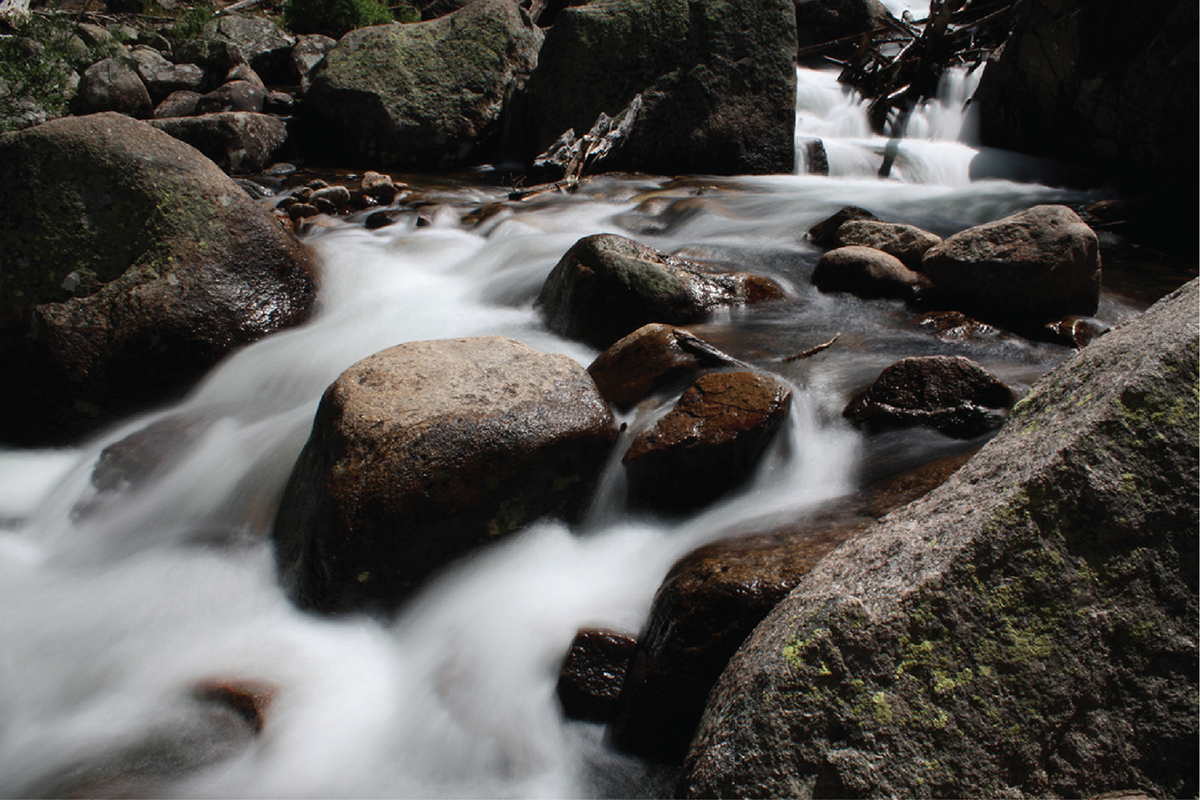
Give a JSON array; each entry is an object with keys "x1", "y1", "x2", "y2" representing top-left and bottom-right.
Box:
[{"x1": 0, "y1": 23, "x2": 1163, "y2": 798}]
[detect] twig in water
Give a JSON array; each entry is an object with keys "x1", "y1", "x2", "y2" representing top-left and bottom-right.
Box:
[{"x1": 782, "y1": 333, "x2": 841, "y2": 362}]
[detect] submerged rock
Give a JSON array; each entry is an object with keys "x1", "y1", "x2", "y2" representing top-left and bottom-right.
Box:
[
  {"x1": 303, "y1": 0, "x2": 542, "y2": 169},
  {"x1": 272, "y1": 336, "x2": 617, "y2": 614},
  {"x1": 682, "y1": 279, "x2": 1199, "y2": 799},
  {"x1": 623, "y1": 371, "x2": 792, "y2": 513},
  {"x1": 920, "y1": 204, "x2": 1101, "y2": 328},
  {"x1": 537, "y1": 234, "x2": 785, "y2": 349},
  {"x1": 0, "y1": 113, "x2": 316, "y2": 446},
  {"x1": 843, "y1": 355, "x2": 1016, "y2": 438}
]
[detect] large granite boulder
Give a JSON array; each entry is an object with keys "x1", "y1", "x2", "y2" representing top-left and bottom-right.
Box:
[
  {"x1": 973, "y1": 0, "x2": 1198, "y2": 249},
  {"x1": 272, "y1": 336, "x2": 618, "y2": 614},
  {"x1": 832, "y1": 220, "x2": 941, "y2": 268},
  {"x1": 537, "y1": 234, "x2": 785, "y2": 350},
  {"x1": 150, "y1": 111, "x2": 287, "y2": 174},
  {"x1": 920, "y1": 204, "x2": 1101, "y2": 328},
  {"x1": 302, "y1": 0, "x2": 542, "y2": 169},
  {"x1": 681, "y1": 279, "x2": 1199, "y2": 798},
  {"x1": 523, "y1": 0, "x2": 796, "y2": 175},
  {"x1": 0, "y1": 113, "x2": 316, "y2": 446},
  {"x1": 130, "y1": 46, "x2": 208, "y2": 102}
]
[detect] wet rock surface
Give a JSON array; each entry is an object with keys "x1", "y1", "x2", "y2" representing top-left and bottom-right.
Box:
[
  {"x1": 812, "y1": 245, "x2": 931, "y2": 300},
  {"x1": 0, "y1": 113, "x2": 316, "y2": 446},
  {"x1": 272, "y1": 336, "x2": 618, "y2": 614},
  {"x1": 587, "y1": 323, "x2": 742, "y2": 409},
  {"x1": 832, "y1": 219, "x2": 942, "y2": 267},
  {"x1": 623, "y1": 371, "x2": 792, "y2": 514},
  {"x1": 556, "y1": 628, "x2": 638, "y2": 722},
  {"x1": 537, "y1": 233, "x2": 785, "y2": 349},
  {"x1": 843, "y1": 354, "x2": 1016, "y2": 438},
  {"x1": 682, "y1": 279, "x2": 1200, "y2": 799}
]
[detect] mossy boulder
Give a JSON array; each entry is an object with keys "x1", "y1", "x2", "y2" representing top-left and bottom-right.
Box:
[
  {"x1": 523, "y1": 0, "x2": 796, "y2": 175},
  {"x1": 302, "y1": 0, "x2": 542, "y2": 169},
  {"x1": 681, "y1": 279, "x2": 1199, "y2": 798},
  {"x1": 272, "y1": 336, "x2": 618, "y2": 614},
  {"x1": 0, "y1": 113, "x2": 316, "y2": 445}
]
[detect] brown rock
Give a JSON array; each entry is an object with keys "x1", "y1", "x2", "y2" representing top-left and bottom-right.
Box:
[
  {"x1": 920, "y1": 204, "x2": 1101, "y2": 327},
  {"x1": 360, "y1": 170, "x2": 402, "y2": 203},
  {"x1": 149, "y1": 112, "x2": 287, "y2": 174},
  {"x1": 812, "y1": 245, "x2": 931, "y2": 300},
  {"x1": 556, "y1": 628, "x2": 638, "y2": 722},
  {"x1": 833, "y1": 220, "x2": 942, "y2": 267},
  {"x1": 71, "y1": 58, "x2": 152, "y2": 118},
  {"x1": 192, "y1": 679, "x2": 277, "y2": 734},
  {"x1": 844, "y1": 355, "x2": 1016, "y2": 438},
  {"x1": 807, "y1": 205, "x2": 877, "y2": 248},
  {"x1": 272, "y1": 336, "x2": 618, "y2": 614},
  {"x1": 195, "y1": 80, "x2": 265, "y2": 114},
  {"x1": 623, "y1": 371, "x2": 792, "y2": 513},
  {"x1": 587, "y1": 323, "x2": 741, "y2": 409}
]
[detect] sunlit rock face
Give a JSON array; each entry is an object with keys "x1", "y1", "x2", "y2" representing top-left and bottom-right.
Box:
[
  {"x1": 681, "y1": 279, "x2": 1200, "y2": 799},
  {"x1": 273, "y1": 335, "x2": 618, "y2": 615}
]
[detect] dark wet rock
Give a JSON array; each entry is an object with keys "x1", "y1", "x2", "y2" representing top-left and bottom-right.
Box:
[
  {"x1": 365, "y1": 209, "x2": 402, "y2": 229},
  {"x1": 311, "y1": 184, "x2": 351, "y2": 209},
  {"x1": 812, "y1": 245, "x2": 931, "y2": 300},
  {"x1": 806, "y1": 204, "x2": 878, "y2": 247},
  {"x1": 612, "y1": 449, "x2": 974, "y2": 764},
  {"x1": 795, "y1": 0, "x2": 893, "y2": 62},
  {"x1": 263, "y1": 90, "x2": 295, "y2": 115},
  {"x1": 1044, "y1": 315, "x2": 1108, "y2": 349},
  {"x1": 200, "y1": 13, "x2": 295, "y2": 84},
  {"x1": 195, "y1": 80, "x2": 266, "y2": 114},
  {"x1": 131, "y1": 46, "x2": 207, "y2": 102},
  {"x1": 0, "y1": 113, "x2": 316, "y2": 446},
  {"x1": 272, "y1": 336, "x2": 617, "y2": 614},
  {"x1": 913, "y1": 310, "x2": 1007, "y2": 343},
  {"x1": 587, "y1": 323, "x2": 742, "y2": 410},
  {"x1": 920, "y1": 204, "x2": 1101, "y2": 327},
  {"x1": 287, "y1": 202, "x2": 320, "y2": 220},
  {"x1": 623, "y1": 371, "x2": 792, "y2": 514},
  {"x1": 90, "y1": 415, "x2": 214, "y2": 494},
  {"x1": 556, "y1": 629, "x2": 638, "y2": 722},
  {"x1": 524, "y1": 0, "x2": 796, "y2": 176},
  {"x1": 833, "y1": 220, "x2": 941, "y2": 268},
  {"x1": 150, "y1": 112, "x2": 287, "y2": 174},
  {"x1": 536, "y1": 234, "x2": 785, "y2": 350},
  {"x1": 844, "y1": 355, "x2": 1016, "y2": 438},
  {"x1": 682, "y1": 279, "x2": 1200, "y2": 800},
  {"x1": 71, "y1": 57, "x2": 152, "y2": 118},
  {"x1": 153, "y1": 90, "x2": 202, "y2": 119},
  {"x1": 304, "y1": 0, "x2": 542, "y2": 169}
]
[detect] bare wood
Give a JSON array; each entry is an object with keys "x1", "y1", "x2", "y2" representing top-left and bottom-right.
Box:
[{"x1": 781, "y1": 333, "x2": 841, "y2": 362}]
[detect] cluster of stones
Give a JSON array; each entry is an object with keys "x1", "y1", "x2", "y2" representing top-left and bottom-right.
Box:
[
  {"x1": 59, "y1": 12, "x2": 337, "y2": 174},
  {"x1": 274, "y1": 171, "x2": 406, "y2": 228}
]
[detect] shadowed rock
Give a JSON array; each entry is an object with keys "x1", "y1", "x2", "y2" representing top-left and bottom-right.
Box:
[{"x1": 556, "y1": 628, "x2": 638, "y2": 721}]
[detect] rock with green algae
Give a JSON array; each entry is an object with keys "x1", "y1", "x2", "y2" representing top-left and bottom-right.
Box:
[
  {"x1": 302, "y1": 0, "x2": 542, "y2": 169},
  {"x1": 0, "y1": 112, "x2": 316, "y2": 446},
  {"x1": 523, "y1": 0, "x2": 796, "y2": 175},
  {"x1": 680, "y1": 278, "x2": 1199, "y2": 799}
]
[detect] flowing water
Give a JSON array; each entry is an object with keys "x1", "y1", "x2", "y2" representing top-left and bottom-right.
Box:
[{"x1": 0, "y1": 58, "x2": 1147, "y2": 797}]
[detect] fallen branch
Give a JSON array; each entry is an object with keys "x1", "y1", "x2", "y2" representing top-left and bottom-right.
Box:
[{"x1": 782, "y1": 333, "x2": 841, "y2": 362}]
